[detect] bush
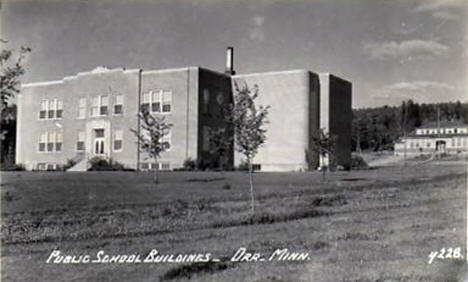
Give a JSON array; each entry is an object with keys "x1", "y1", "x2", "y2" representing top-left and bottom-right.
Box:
[
  {"x1": 351, "y1": 155, "x2": 368, "y2": 170},
  {"x1": 88, "y1": 157, "x2": 127, "y2": 171},
  {"x1": 60, "y1": 159, "x2": 77, "y2": 171},
  {"x1": 236, "y1": 160, "x2": 249, "y2": 171},
  {"x1": 1, "y1": 163, "x2": 25, "y2": 171},
  {"x1": 183, "y1": 157, "x2": 196, "y2": 171}
]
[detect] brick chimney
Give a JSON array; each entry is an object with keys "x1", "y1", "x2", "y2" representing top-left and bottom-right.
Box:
[{"x1": 225, "y1": 47, "x2": 235, "y2": 75}]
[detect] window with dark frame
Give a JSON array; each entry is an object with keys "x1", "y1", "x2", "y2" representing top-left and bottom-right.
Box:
[
  {"x1": 76, "y1": 131, "x2": 85, "y2": 151},
  {"x1": 114, "y1": 95, "x2": 123, "y2": 115},
  {"x1": 113, "y1": 129, "x2": 123, "y2": 151}
]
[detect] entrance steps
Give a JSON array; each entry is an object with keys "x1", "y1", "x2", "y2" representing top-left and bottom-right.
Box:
[{"x1": 67, "y1": 155, "x2": 89, "y2": 172}]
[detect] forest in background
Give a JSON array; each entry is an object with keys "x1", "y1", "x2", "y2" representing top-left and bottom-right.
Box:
[
  {"x1": 352, "y1": 100, "x2": 468, "y2": 152},
  {"x1": 2, "y1": 101, "x2": 468, "y2": 168}
]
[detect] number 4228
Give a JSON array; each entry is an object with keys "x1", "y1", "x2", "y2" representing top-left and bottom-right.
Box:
[{"x1": 428, "y1": 247, "x2": 464, "y2": 264}]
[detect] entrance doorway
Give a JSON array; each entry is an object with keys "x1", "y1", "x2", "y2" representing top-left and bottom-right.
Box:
[
  {"x1": 93, "y1": 129, "x2": 105, "y2": 155},
  {"x1": 435, "y1": 140, "x2": 446, "y2": 152}
]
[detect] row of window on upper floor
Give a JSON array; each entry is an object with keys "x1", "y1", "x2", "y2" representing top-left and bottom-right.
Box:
[
  {"x1": 407, "y1": 137, "x2": 467, "y2": 148},
  {"x1": 416, "y1": 127, "x2": 468, "y2": 135},
  {"x1": 38, "y1": 128, "x2": 172, "y2": 153},
  {"x1": 39, "y1": 90, "x2": 174, "y2": 120}
]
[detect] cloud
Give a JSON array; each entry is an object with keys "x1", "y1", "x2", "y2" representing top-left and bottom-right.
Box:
[
  {"x1": 373, "y1": 81, "x2": 457, "y2": 104},
  {"x1": 364, "y1": 40, "x2": 449, "y2": 60},
  {"x1": 432, "y1": 10, "x2": 458, "y2": 20},
  {"x1": 414, "y1": 0, "x2": 463, "y2": 12},
  {"x1": 248, "y1": 15, "x2": 265, "y2": 42},
  {"x1": 414, "y1": 0, "x2": 463, "y2": 21}
]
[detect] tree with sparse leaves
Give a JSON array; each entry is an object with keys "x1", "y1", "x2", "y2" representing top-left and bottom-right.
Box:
[
  {"x1": 227, "y1": 81, "x2": 270, "y2": 213},
  {"x1": 130, "y1": 109, "x2": 173, "y2": 184},
  {"x1": 0, "y1": 43, "x2": 31, "y2": 166},
  {"x1": 208, "y1": 127, "x2": 233, "y2": 171},
  {"x1": 311, "y1": 129, "x2": 337, "y2": 181}
]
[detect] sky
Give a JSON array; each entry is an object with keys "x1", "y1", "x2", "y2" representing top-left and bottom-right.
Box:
[{"x1": 1, "y1": 0, "x2": 467, "y2": 108}]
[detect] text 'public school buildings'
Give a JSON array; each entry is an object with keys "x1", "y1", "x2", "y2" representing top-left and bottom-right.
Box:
[
  {"x1": 16, "y1": 48, "x2": 352, "y2": 172},
  {"x1": 394, "y1": 120, "x2": 468, "y2": 156}
]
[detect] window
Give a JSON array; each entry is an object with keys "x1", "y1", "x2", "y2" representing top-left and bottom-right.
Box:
[
  {"x1": 78, "y1": 98, "x2": 86, "y2": 118},
  {"x1": 162, "y1": 91, "x2": 172, "y2": 113},
  {"x1": 113, "y1": 129, "x2": 123, "y2": 151},
  {"x1": 40, "y1": 100, "x2": 47, "y2": 119},
  {"x1": 454, "y1": 128, "x2": 458, "y2": 134},
  {"x1": 48, "y1": 99, "x2": 56, "y2": 119},
  {"x1": 100, "y1": 96, "x2": 109, "y2": 115},
  {"x1": 152, "y1": 91, "x2": 161, "y2": 112},
  {"x1": 161, "y1": 130, "x2": 171, "y2": 150},
  {"x1": 140, "y1": 162, "x2": 170, "y2": 171},
  {"x1": 95, "y1": 129, "x2": 105, "y2": 138},
  {"x1": 39, "y1": 131, "x2": 63, "y2": 152},
  {"x1": 39, "y1": 99, "x2": 62, "y2": 120},
  {"x1": 47, "y1": 132, "x2": 55, "y2": 152},
  {"x1": 91, "y1": 96, "x2": 108, "y2": 117},
  {"x1": 141, "y1": 92, "x2": 150, "y2": 112},
  {"x1": 76, "y1": 131, "x2": 85, "y2": 151},
  {"x1": 91, "y1": 97, "x2": 99, "y2": 117},
  {"x1": 39, "y1": 132, "x2": 47, "y2": 152},
  {"x1": 37, "y1": 163, "x2": 47, "y2": 170},
  {"x1": 415, "y1": 142, "x2": 419, "y2": 148},
  {"x1": 141, "y1": 90, "x2": 172, "y2": 114},
  {"x1": 114, "y1": 95, "x2": 123, "y2": 115},
  {"x1": 426, "y1": 142, "x2": 430, "y2": 148},
  {"x1": 203, "y1": 89, "x2": 210, "y2": 113},
  {"x1": 452, "y1": 138, "x2": 456, "y2": 147},
  {"x1": 56, "y1": 132, "x2": 63, "y2": 151},
  {"x1": 252, "y1": 164, "x2": 261, "y2": 171},
  {"x1": 56, "y1": 101, "x2": 63, "y2": 119}
]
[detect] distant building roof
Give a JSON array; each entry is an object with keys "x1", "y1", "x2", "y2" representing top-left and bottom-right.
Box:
[{"x1": 418, "y1": 120, "x2": 467, "y2": 129}]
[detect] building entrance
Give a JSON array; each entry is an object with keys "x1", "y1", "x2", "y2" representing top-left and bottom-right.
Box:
[{"x1": 93, "y1": 129, "x2": 105, "y2": 155}]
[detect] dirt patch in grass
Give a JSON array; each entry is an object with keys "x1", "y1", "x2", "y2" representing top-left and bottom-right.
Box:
[
  {"x1": 161, "y1": 261, "x2": 235, "y2": 281},
  {"x1": 186, "y1": 177, "x2": 225, "y2": 183}
]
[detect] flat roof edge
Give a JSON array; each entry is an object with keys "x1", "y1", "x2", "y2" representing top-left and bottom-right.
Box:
[{"x1": 234, "y1": 69, "x2": 316, "y2": 78}]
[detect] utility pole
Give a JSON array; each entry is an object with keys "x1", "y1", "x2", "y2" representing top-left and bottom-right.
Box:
[
  {"x1": 436, "y1": 106, "x2": 441, "y2": 159},
  {"x1": 402, "y1": 102, "x2": 407, "y2": 167}
]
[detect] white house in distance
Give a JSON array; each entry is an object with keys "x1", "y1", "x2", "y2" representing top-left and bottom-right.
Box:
[{"x1": 394, "y1": 120, "x2": 468, "y2": 156}]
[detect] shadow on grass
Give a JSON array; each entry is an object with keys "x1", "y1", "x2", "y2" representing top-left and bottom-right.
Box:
[
  {"x1": 210, "y1": 208, "x2": 329, "y2": 229},
  {"x1": 161, "y1": 261, "x2": 235, "y2": 281},
  {"x1": 340, "y1": 178, "x2": 366, "y2": 182},
  {"x1": 186, "y1": 177, "x2": 225, "y2": 183}
]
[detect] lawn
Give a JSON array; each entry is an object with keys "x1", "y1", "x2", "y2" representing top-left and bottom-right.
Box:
[{"x1": 1, "y1": 164, "x2": 467, "y2": 281}]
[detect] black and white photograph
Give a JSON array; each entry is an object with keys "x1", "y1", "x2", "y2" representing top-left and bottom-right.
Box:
[{"x1": 1, "y1": 0, "x2": 467, "y2": 281}]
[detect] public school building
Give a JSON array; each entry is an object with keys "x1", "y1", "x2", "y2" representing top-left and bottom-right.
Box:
[{"x1": 17, "y1": 49, "x2": 352, "y2": 171}]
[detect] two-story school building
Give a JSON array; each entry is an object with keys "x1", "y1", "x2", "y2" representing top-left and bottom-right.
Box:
[
  {"x1": 17, "y1": 66, "x2": 233, "y2": 171},
  {"x1": 394, "y1": 120, "x2": 468, "y2": 156},
  {"x1": 17, "y1": 49, "x2": 352, "y2": 171}
]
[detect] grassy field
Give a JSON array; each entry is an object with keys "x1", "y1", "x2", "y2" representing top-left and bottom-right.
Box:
[{"x1": 1, "y1": 163, "x2": 467, "y2": 281}]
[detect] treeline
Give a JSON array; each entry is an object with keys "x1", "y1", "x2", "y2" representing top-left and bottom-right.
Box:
[{"x1": 352, "y1": 100, "x2": 468, "y2": 152}]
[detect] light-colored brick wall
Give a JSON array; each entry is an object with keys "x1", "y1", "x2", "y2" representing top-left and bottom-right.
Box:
[
  {"x1": 18, "y1": 68, "x2": 140, "y2": 170},
  {"x1": 139, "y1": 67, "x2": 200, "y2": 169},
  {"x1": 233, "y1": 70, "x2": 320, "y2": 171},
  {"x1": 17, "y1": 66, "x2": 352, "y2": 172}
]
